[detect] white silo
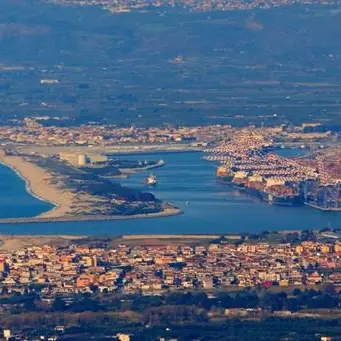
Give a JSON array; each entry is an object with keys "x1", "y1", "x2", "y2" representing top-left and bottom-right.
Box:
[
  {"x1": 3, "y1": 329, "x2": 11, "y2": 340},
  {"x1": 77, "y1": 154, "x2": 87, "y2": 167}
]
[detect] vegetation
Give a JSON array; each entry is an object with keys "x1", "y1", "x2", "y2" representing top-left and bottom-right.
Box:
[
  {"x1": 2, "y1": 288, "x2": 341, "y2": 340},
  {"x1": 1, "y1": 1, "x2": 341, "y2": 127}
]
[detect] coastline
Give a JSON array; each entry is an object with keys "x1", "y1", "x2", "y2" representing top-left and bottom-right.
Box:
[
  {"x1": 0, "y1": 155, "x2": 58, "y2": 213},
  {"x1": 305, "y1": 202, "x2": 341, "y2": 212},
  {"x1": 18, "y1": 144, "x2": 203, "y2": 156},
  {"x1": 0, "y1": 149, "x2": 74, "y2": 218},
  {"x1": 0, "y1": 149, "x2": 182, "y2": 223},
  {"x1": 118, "y1": 159, "x2": 165, "y2": 174},
  {"x1": 0, "y1": 206, "x2": 183, "y2": 225}
]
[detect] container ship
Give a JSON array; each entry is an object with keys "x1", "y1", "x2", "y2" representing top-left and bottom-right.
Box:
[
  {"x1": 244, "y1": 174, "x2": 266, "y2": 196},
  {"x1": 216, "y1": 166, "x2": 303, "y2": 206},
  {"x1": 259, "y1": 189, "x2": 302, "y2": 206},
  {"x1": 259, "y1": 179, "x2": 302, "y2": 206},
  {"x1": 216, "y1": 165, "x2": 234, "y2": 184},
  {"x1": 231, "y1": 171, "x2": 249, "y2": 190},
  {"x1": 206, "y1": 128, "x2": 341, "y2": 211}
]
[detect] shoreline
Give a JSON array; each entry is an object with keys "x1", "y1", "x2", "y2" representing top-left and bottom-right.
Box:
[
  {"x1": 118, "y1": 159, "x2": 165, "y2": 174},
  {"x1": 0, "y1": 149, "x2": 182, "y2": 223},
  {"x1": 0, "y1": 150, "x2": 73, "y2": 218},
  {"x1": 0, "y1": 206, "x2": 183, "y2": 225},
  {"x1": 0, "y1": 156, "x2": 59, "y2": 215},
  {"x1": 18, "y1": 144, "x2": 203, "y2": 157},
  {"x1": 305, "y1": 202, "x2": 341, "y2": 212},
  {"x1": 106, "y1": 149, "x2": 202, "y2": 156}
]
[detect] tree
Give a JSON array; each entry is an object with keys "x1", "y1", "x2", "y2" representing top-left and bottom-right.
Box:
[
  {"x1": 260, "y1": 293, "x2": 284, "y2": 311},
  {"x1": 301, "y1": 230, "x2": 316, "y2": 242}
]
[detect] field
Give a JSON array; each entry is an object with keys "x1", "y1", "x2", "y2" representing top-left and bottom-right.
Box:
[{"x1": 1, "y1": 1, "x2": 341, "y2": 127}]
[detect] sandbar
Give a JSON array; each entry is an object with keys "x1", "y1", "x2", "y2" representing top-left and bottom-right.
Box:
[{"x1": 0, "y1": 149, "x2": 182, "y2": 223}]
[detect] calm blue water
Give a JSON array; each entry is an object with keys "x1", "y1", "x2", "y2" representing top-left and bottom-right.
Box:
[
  {"x1": 0, "y1": 163, "x2": 53, "y2": 218},
  {"x1": 0, "y1": 150, "x2": 340, "y2": 235}
]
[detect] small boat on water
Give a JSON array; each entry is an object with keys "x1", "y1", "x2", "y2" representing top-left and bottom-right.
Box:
[{"x1": 145, "y1": 174, "x2": 157, "y2": 186}]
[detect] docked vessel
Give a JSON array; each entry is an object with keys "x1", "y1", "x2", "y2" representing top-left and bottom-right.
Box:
[
  {"x1": 231, "y1": 171, "x2": 248, "y2": 190},
  {"x1": 216, "y1": 165, "x2": 234, "y2": 184},
  {"x1": 206, "y1": 128, "x2": 341, "y2": 211},
  {"x1": 145, "y1": 174, "x2": 157, "y2": 186},
  {"x1": 257, "y1": 178, "x2": 302, "y2": 206},
  {"x1": 259, "y1": 189, "x2": 302, "y2": 206},
  {"x1": 260, "y1": 191, "x2": 303, "y2": 206},
  {"x1": 260, "y1": 178, "x2": 302, "y2": 206},
  {"x1": 216, "y1": 165, "x2": 303, "y2": 206},
  {"x1": 244, "y1": 174, "x2": 265, "y2": 196}
]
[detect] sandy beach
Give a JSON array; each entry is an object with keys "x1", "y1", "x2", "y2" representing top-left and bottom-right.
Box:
[
  {"x1": 0, "y1": 206, "x2": 182, "y2": 224},
  {"x1": 0, "y1": 234, "x2": 85, "y2": 252},
  {"x1": 0, "y1": 149, "x2": 76, "y2": 218},
  {"x1": 0, "y1": 149, "x2": 182, "y2": 223}
]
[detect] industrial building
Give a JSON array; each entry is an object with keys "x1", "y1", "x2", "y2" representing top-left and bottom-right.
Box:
[{"x1": 59, "y1": 152, "x2": 108, "y2": 167}]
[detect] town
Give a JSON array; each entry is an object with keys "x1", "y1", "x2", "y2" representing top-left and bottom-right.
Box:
[
  {"x1": 46, "y1": 0, "x2": 341, "y2": 13},
  {"x1": 1, "y1": 233, "x2": 341, "y2": 295},
  {"x1": 0, "y1": 117, "x2": 334, "y2": 148},
  {"x1": 1, "y1": 233, "x2": 341, "y2": 340},
  {"x1": 0, "y1": 117, "x2": 227, "y2": 146}
]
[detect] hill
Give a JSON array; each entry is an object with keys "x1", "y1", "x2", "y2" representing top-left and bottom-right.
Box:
[{"x1": 1, "y1": 1, "x2": 341, "y2": 127}]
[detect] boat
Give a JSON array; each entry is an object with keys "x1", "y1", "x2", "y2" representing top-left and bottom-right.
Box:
[
  {"x1": 216, "y1": 166, "x2": 234, "y2": 184},
  {"x1": 145, "y1": 174, "x2": 157, "y2": 186},
  {"x1": 231, "y1": 171, "x2": 248, "y2": 190},
  {"x1": 216, "y1": 165, "x2": 303, "y2": 206},
  {"x1": 259, "y1": 190, "x2": 302, "y2": 206},
  {"x1": 258, "y1": 182, "x2": 303, "y2": 206}
]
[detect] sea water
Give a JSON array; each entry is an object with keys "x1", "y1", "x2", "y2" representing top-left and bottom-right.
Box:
[
  {"x1": 0, "y1": 162, "x2": 53, "y2": 218},
  {"x1": 0, "y1": 150, "x2": 339, "y2": 235}
]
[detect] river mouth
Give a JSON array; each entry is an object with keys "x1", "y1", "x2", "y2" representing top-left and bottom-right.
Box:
[{"x1": 0, "y1": 150, "x2": 339, "y2": 235}]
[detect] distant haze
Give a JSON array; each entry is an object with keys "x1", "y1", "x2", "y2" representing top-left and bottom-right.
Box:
[{"x1": 1, "y1": 1, "x2": 341, "y2": 127}]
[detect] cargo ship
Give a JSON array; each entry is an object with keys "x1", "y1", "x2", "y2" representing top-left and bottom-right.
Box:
[
  {"x1": 243, "y1": 174, "x2": 266, "y2": 196},
  {"x1": 216, "y1": 165, "x2": 234, "y2": 184},
  {"x1": 259, "y1": 188, "x2": 302, "y2": 206},
  {"x1": 216, "y1": 166, "x2": 250, "y2": 190},
  {"x1": 258, "y1": 179, "x2": 302, "y2": 206},
  {"x1": 231, "y1": 171, "x2": 249, "y2": 190},
  {"x1": 216, "y1": 165, "x2": 303, "y2": 206},
  {"x1": 259, "y1": 191, "x2": 303, "y2": 206}
]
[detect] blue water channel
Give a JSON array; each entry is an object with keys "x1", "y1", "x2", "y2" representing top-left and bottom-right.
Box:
[{"x1": 0, "y1": 150, "x2": 340, "y2": 235}]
